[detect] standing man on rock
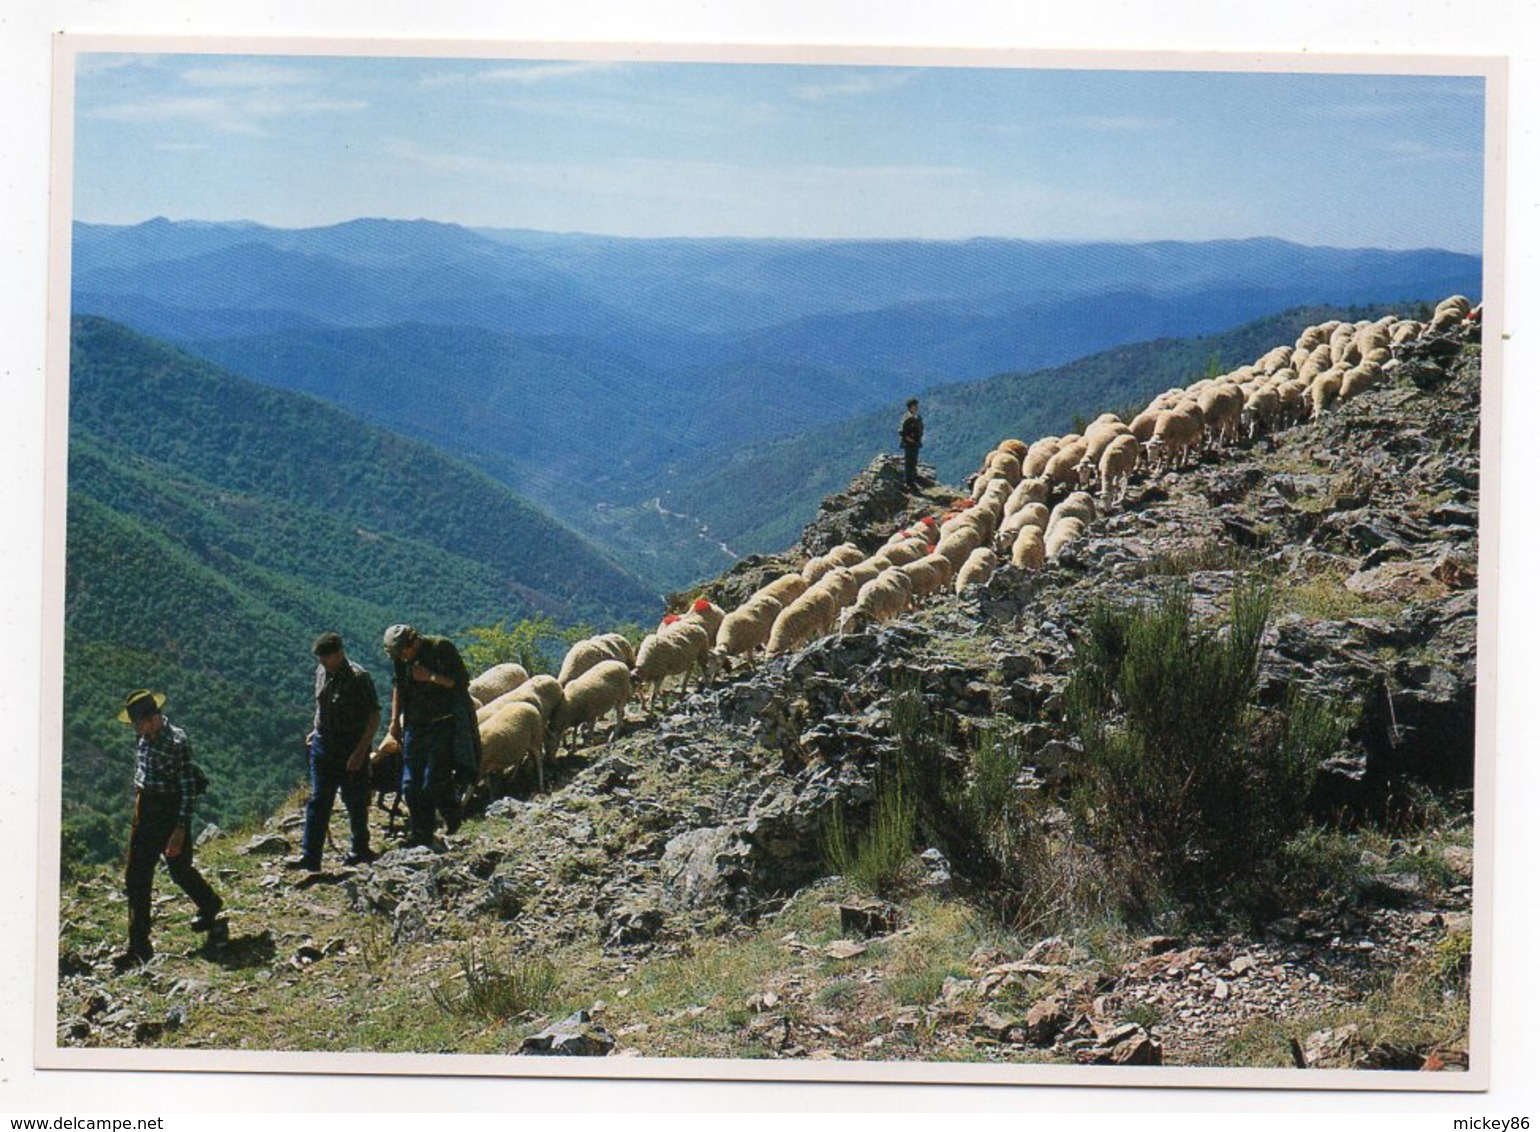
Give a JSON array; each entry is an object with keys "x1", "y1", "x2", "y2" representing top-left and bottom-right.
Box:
[
  {"x1": 116, "y1": 689, "x2": 226, "y2": 970},
  {"x1": 899, "y1": 397, "x2": 925, "y2": 492},
  {"x1": 288, "y1": 632, "x2": 381, "y2": 871},
  {"x1": 382, "y1": 624, "x2": 476, "y2": 848}
]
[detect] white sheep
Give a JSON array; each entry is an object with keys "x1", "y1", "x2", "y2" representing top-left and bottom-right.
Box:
[
  {"x1": 1004, "y1": 475, "x2": 1050, "y2": 517},
  {"x1": 632, "y1": 620, "x2": 712, "y2": 711},
  {"x1": 838, "y1": 567, "x2": 915, "y2": 633},
  {"x1": 1097, "y1": 433, "x2": 1142, "y2": 509},
  {"x1": 547, "y1": 659, "x2": 631, "y2": 754},
  {"x1": 1309, "y1": 369, "x2": 1343, "y2": 419},
  {"x1": 996, "y1": 502, "x2": 1050, "y2": 552},
  {"x1": 900, "y1": 552, "x2": 953, "y2": 600},
  {"x1": 759, "y1": 572, "x2": 810, "y2": 608},
  {"x1": 706, "y1": 591, "x2": 784, "y2": 675},
  {"x1": 766, "y1": 586, "x2": 840, "y2": 654},
  {"x1": 503, "y1": 674, "x2": 563, "y2": 723},
  {"x1": 468, "y1": 662, "x2": 529, "y2": 705},
  {"x1": 1010, "y1": 525, "x2": 1046, "y2": 570},
  {"x1": 954, "y1": 547, "x2": 999, "y2": 594},
  {"x1": 1048, "y1": 491, "x2": 1097, "y2": 531},
  {"x1": 1241, "y1": 386, "x2": 1281, "y2": 439},
  {"x1": 1045, "y1": 515, "x2": 1087, "y2": 560},
  {"x1": 1145, "y1": 408, "x2": 1203, "y2": 472},
  {"x1": 558, "y1": 636, "x2": 633, "y2": 687},
  {"x1": 478, "y1": 700, "x2": 546, "y2": 785},
  {"x1": 1196, "y1": 383, "x2": 1244, "y2": 450}
]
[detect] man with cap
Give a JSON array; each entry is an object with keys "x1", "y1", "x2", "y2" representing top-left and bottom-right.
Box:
[
  {"x1": 116, "y1": 689, "x2": 226, "y2": 970},
  {"x1": 382, "y1": 624, "x2": 474, "y2": 848},
  {"x1": 288, "y1": 632, "x2": 381, "y2": 871}
]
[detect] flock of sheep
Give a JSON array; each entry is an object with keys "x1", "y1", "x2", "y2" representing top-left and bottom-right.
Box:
[{"x1": 436, "y1": 295, "x2": 1478, "y2": 796}]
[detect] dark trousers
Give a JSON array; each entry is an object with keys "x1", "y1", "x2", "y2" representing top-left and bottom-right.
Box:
[
  {"x1": 903, "y1": 445, "x2": 920, "y2": 487},
  {"x1": 124, "y1": 791, "x2": 221, "y2": 955},
  {"x1": 301, "y1": 732, "x2": 372, "y2": 864},
  {"x1": 402, "y1": 717, "x2": 458, "y2": 842}
]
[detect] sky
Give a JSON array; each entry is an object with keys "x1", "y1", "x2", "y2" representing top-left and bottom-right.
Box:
[{"x1": 73, "y1": 51, "x2": 1487, "y2": 252}]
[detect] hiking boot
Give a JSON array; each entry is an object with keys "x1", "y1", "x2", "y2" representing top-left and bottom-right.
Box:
[
  {"x1": 112, "y1": 946, "x2": 152, "y2": 972},
  {"x1": 203, "y1": 919, "x2": 230, "y2": 945},
  {"x1": 190, "y1": 901, "x2": 224, "y2": 932},
  {"x1": 284, "y1": 855, "x2": 321, "y2": 871},
  {"x1": 343, "y1": 848, "x2": 378, "y2": 866}
]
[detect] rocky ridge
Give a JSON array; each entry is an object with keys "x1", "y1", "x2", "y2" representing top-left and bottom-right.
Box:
[{"x1": 56, "y1": 320, "x2": 1481, "y2": 1070}]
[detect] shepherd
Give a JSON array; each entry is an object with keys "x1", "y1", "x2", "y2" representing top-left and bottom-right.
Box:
[{"x1": 899, "y1": 397, "x2": 925, "y2": 491}]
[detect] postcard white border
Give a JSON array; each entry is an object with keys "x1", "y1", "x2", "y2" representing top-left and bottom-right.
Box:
[{"x1": 36, "y1": 31, "x2": 1506, "y2": 1097}]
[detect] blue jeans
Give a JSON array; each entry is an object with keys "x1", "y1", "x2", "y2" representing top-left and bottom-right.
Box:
[
  {"x1": 402, "y1": 717, "x2": 458, "y2": 843},
  {"x1": 301, "y1": 732, "x2": 371, "y2": 863}
]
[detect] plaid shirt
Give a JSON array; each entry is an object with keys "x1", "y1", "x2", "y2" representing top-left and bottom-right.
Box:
[{"x1": 134, "y1": 717, "x2": 199, "y2": 827}]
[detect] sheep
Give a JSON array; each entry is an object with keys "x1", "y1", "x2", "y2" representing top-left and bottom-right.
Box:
[
  {"x1": 1048, "y1": 491, "x2": 1097, "y2": 531},
  {"x1": 707, "y1": 592, "x2": 784, "y2": 675},
  {"x1": 802, "y1": 542, "x2": 865, "y2": 584},
  {"x1": 476, "y1": 674, "x2": 562, "y2": 725},
  {"x1": 760, "y1": 572, "x2": 810, "y2": 608},
  {"x1": 954, "y1": 547, "x2": 999, "y2": 594},
  {"x1": 1145, "y1": 408, "x2": 1203, "y2": 472},
  {"x1": 1274, "y1": 376, "x2": 1309, "y2": 425},
  {"x1": 505, "y1": 674, "x2": 562, "y2": 722},
  {"x1": 1045, "y1": 516, "x2": 1087, "y2": 560},
  {"x1": 547, "y1": 659, "x2": 631, "y2": 754},
  {"x1": 467, "y1": 662, "x2": 528, "y2": 705},
  {"x1": 1256, "y1": 344, "x2": 1294, "y2": 374},
  {"x1": 1309, "y1": 369, "x2": 1343, "y2": 419},
  {"x1": 996, "y1": 502, "x2": 1050, "y2": 551},
  {"x1": 767, "y1": 586, "x2": 840, "y2": 654},
  {"x1": 900, "y1": 552, "x2": 953, "y2": 599},
  {"x1": 632, "y1": 620, "x2": 711, "y2": 711},
  {"x1": 477, "y1": 700, "x2": 546, "y2": 788},
  {"x1": 557, "y1": 635, "x2": 635, "y2": 687},
  {"x1": 997, "y1": 438, "x2": 1030, "y2": 460},
  {"x1": 1338, "y1": 361, "x2": 1382, "y2": 402},
  {"x1": 679, "y1": 597, "x2": 726, "y2": 643},
  {"x1": 1196, "y1": 383, "x2": 1245, "y2": 450},
  {"x1": 970, "y1": 449, "x2": 1023, "y2": 498},
  {"x1": 808, "y1": 565, "x2": 863, "y2": 617},
  {"x1": 1328, "y1": 321, "x2": 1359, "y2": 364},
  {"x1": 1010, "y1": 525, "x2": 1046, "y2": 570},
  {"x1": 1044, "y1": 440, "x2": 1090, "y2": 492},
  {"x1": 872, "y1": 536, "x2": 928, "y2": 570},
  {"x1": 1128, "y1": 407, "x2": 1163, "y2": 450},
  {"x1": 838, "y1": 567, "x2": 914, "y2": 632},
  {"x1": 1241, "y1": 386, "x2": 1281, "y2": 439},
  {"x1": 1296, "y1": 343, "x2": 1334, "y2": 382},
  {"x1": 1004, "y1": 475, "x2": 1050, "y2": 516},
  {"x1": 934, "y1": 524, "x2": 984, "y2": 573},
  {"x1": 1022, "y1": 437, "x2": 1062, "y2": 478},
  {"x1": 1097, "y1": 433, "x2": 1142, "y2": 509}
]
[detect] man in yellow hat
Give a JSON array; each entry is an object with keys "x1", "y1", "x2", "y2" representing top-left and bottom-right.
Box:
[{"x1": 115, "y1": 689, "x2": 226, "y2": 970}]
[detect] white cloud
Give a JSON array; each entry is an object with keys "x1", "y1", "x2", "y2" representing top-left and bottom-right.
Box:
[
  {"x1": 88, "y1": 91, "x2": 366, "y2": 135},
  {"x1": 179, "y1": 61, "x2": 318, "y2": 88},
  {"x1": 419, "y1": 61, "x2": 618, "y2": 88},
  {"x1": 791, "y1": 70, "x2": 918, "y2": 102}
]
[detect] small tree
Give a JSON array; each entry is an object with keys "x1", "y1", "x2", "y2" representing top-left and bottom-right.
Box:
[
  {"x1": 461, "y1": 616, "x2": 562, "y2": 676},
  {"x1": 1063, "y1": 580, "x2": 1342, "y2": 921}
]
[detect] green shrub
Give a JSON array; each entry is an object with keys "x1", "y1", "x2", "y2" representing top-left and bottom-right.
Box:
[
  {"x1": 1064, "y1": 580, "x2": 1345, "y2": 922},
  {"x1": 821, "y1": 772, "x2": 917, "y2": 898},
  {"x1": 429, "y1": 946, "x2": 559, "y2": 1022}
]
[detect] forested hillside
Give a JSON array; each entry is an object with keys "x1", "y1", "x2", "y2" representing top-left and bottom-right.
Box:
[
  {"x1": 72, "y1": 219, "x2": 1481, "y2": 592},
  {"x1": 651, "y1": 303, "x2": 1417, "y2": 560},
  {"x1": 61, "y1": 317, "x2": 657, "y2": 869}
]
